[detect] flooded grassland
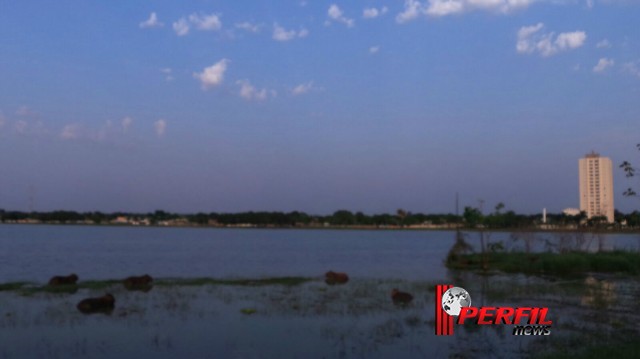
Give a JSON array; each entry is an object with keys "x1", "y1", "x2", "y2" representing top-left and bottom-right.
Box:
[
  {"x1": 2, "y1": 226, "x2": 640, "y2": 358},
  {"x1": 1, "y1": 274, "x2": 639, "y2": 359}
]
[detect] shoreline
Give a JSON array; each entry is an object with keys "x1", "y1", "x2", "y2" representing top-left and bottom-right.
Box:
[{"x1": 2, "y1": 222, "x2": 640, "y2": 234}]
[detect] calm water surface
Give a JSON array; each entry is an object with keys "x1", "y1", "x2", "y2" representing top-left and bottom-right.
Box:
[
  {"x1": 0, "y1": 225, "x2": 463, "y2": 283},
  {"x1": 1, "y1": 225, "x2": 638, "y2": 283}
]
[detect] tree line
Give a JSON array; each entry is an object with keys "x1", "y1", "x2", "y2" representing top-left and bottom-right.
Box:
[{"x1": 1, "y1": 208, "x2": 640, "y2": 229}]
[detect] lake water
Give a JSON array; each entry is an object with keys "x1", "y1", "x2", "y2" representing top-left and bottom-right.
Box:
[
  {"x1": 1, "y1": 225, "x2": 639, "y2": 358},
  {"x1": 1, "y1": 225, "x2": 464, "y2": 283},
  {"x1": 1, "y1": 225, "x2": 639, "y2": 283}
]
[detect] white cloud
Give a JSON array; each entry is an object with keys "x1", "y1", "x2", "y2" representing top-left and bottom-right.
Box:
[
  {"x1": 14, "y1": 120, "x2": 28, "y2": 134},
  {"x1": 397, "y1": 0, "x2": 537, "y2": 22},
  {"x1": 57, "y1": 118, "x2": 142, "y2": 143},
  {"x1": 593, "y1": 58, "x2": 614, "y2": 72},
  {"x1": 121, "y1": 117, "x2": 133, "y2": 132},
  {"x1": 363, "y1": 8, "x2": 378, "y2": 18},
  {"x1": 291, "y1": 82, "x2": 314, "y2": 96},
  {"x1": 154, "y1": 119, "x2": 167, "y2": 137},
  {"x1": 193, "y1": 59, "x2": 229, "y2": 90},
  {"x1": 328, "y1": 4, "x2": 343, "y2": 19},
  {"x1": 555, "y1": 31, "x2": 587, "y2": 50},
  {"x1": 161, "y1": 68, "x2": 174, "y2": 81},
  {"x1": 60, "y1": 124, "x2": 82, "y2": 140},
  {"x1": 369, "y1": 46, "x2": 380, "y2": 54},
  {"x1": 396, "y1": 0, "x2": 426, "y2": 23},
  {"x1": 622, "y1": 61, "x2": 640, "y2": 79},
  {"x1": 516, "y1": 23, "x2": 586, "y2": 57},
  {"x1": 140, "y1": 12, "x2": 163, "y2": 28},
  {"x1": 426, "y1": 0, "x2": 465, "y2": 16},
  {"x1": 363, "y1": 6, "x2": 389, "y2": 19},
  {"x1": 586, "y1": 0, "x2": 594, "y2": 8},
  {"x1": 430, "y1": 0, "x2": 536, "y2": 16},
  {"x1": 16, "y1": 106, "x2": 38, "y2": 117},
  {"x1": 94, "y1": 120, "x2": 113, "y2": 141},
  {"x1": 273, "y1": 24, "x2": 295, "y2": 41},
  {"x1": 173, "y1": 13, "x2": 224, "y2": 36},
  {"x1": 173, "y1": 18, "x2": 190, "y2": 36},
  {"x1": 328, "y1": 4, "x2": 355, "y2": 27},
  {"x1": 516, "y1": 23, "x2": 550, "y2": 55},
  {"x1": 596, "y1": 39, "x2": 611, "y2": 48},
  {"x1": 235, "y1": 22, "x2": 261, "y2": 33},
  {"x1": 189, "y1": 13, "x2": 222, "y2": 31},
  {"x1": 237, "y1": 80, "x2": 271, "y2": 101},
  {"x1": 273, "y1": 23, "x2": 308, "y2": 41}
]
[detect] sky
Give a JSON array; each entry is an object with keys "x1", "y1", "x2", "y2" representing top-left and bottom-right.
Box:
[{"x1": 0, "y1": 0, "x2": 639, "y2": 215}]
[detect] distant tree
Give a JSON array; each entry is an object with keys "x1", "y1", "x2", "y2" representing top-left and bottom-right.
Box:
[
  {"x1": 152, "y1": 210, "x2": 170, "y2": 222},
  {"x1": 397, "y1": 213, "x2": 419, "y2": 226},
  {"x1": 88, "y1": 211, "x2": 106, "y2": 224},
  {"x1": 463, "y1": 206, "x2": 483, "y2": 228},
  {"x1": 288, "y1": 211, "x2": 312, "y2": 226},
  {"x1": 396, "y1": 209, "x2": 410, "y2": 226},
  {"x1": 495, "y1": 202, "x2": 505, "y2": 214},
  {"x1": 625, "y1": 211, "x2": 640, "y2": 227},
  {"x1": 614, "y1": 210, "x2": 625, "y2": 225},
  {"x1": 463, "y1": 206, "x2": 489, "y2": 268},
  {"x1": 372, "y1": 213, "x2": 395, "y2": 226},
  {"x1": 330, "y1": 210, "x2": 356, "y2": 225},
  {"x1": 587, "y1": 215, "x2": 608, "y2": 228},
  {"x1": 354, "y1": 211, "x2": 372, "y2": 225},
  {"x1": 189, "y1": 212, "x2": 209, "y2": 225},
  {"x1": 619, "y1": 143, "x2": 640, "y2": 197}
]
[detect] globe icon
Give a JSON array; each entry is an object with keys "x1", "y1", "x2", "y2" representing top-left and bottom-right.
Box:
[{"x1": 441, "y1": 287, "x2": 472, "y2": 316}]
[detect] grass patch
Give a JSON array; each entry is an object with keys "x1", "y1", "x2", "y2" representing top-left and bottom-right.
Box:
[
  {"x1": 15, "y1": 280, "x2": 123, "y2": 296},
  {"x1": 0, "y1": 282, "x2": 31, "y2": 292},
  {"x1": 0, "y1": 276, "x2": 314, "y2": 295},
  {"x1": 537, "y1": 340, "x2": 640, "y2": 359},
  {"x1": 78, "y1": 280, "x2": 122, "y2": 290},
  {"x1": 240, "y1": 308, "x2": 257, "y2": 315},
  {"x1": 447, "y1": 250, "x2": 640, "y2": 276},
  {"x1": 156, "y1": 276, "x2": 313, "y2": 287}
]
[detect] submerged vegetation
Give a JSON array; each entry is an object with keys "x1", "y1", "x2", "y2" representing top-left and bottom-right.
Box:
[
  {"x1": 1, "y1": 274, "x2": 637, "y2": 358},
  {"x1": 447, "y1": 250, "x2": 640, "y2": 276},
  {"x1": 0, "y1": 281, "x2": 30, "y2": 292},
  {"x1": 538, "y1": 339, "x2": 640, "y2": 359},
  {"x1": 447, "y1": 230, "x2": 640, "y2": 277},
  {"x1": 156, "y1": 276, "x2": 313, "y2": 287},
  {"x1": 0, "y1": 276, "x2": 314, "y2": 296}
]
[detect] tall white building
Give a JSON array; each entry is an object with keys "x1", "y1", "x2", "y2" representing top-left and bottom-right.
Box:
[{"x1": 579, "y1": 152, "x2": 614, "y2": 223}]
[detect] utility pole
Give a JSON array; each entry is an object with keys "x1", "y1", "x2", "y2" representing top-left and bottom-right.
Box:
[{"x1": 28, "y1": 185, "x2": 35, "y2": 213}]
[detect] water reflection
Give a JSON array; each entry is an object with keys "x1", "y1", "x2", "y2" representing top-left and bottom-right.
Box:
[{"x1": 581, "y1": 276, "x2": 616, "y2": 309}]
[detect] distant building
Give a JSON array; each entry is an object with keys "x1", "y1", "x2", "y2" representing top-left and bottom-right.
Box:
[
  {"x1": 563, "y1": 208, "x2": 581, "y2": 217},
  {"x1": 112, "y1": 216, "x2": 129, "y2": 224},
  {"x1": 579, "y1": 152, "x2": 614, "y2": 223}
]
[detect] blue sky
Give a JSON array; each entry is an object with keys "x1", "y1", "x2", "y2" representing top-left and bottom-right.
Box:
[{"x1": 0, "y1": 0, "x2": 638, "y2": 214}]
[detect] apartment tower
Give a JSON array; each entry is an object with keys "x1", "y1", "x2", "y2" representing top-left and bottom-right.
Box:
[{"x1": 579, "y1": 152, "x2": 614, "y2": 223}]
